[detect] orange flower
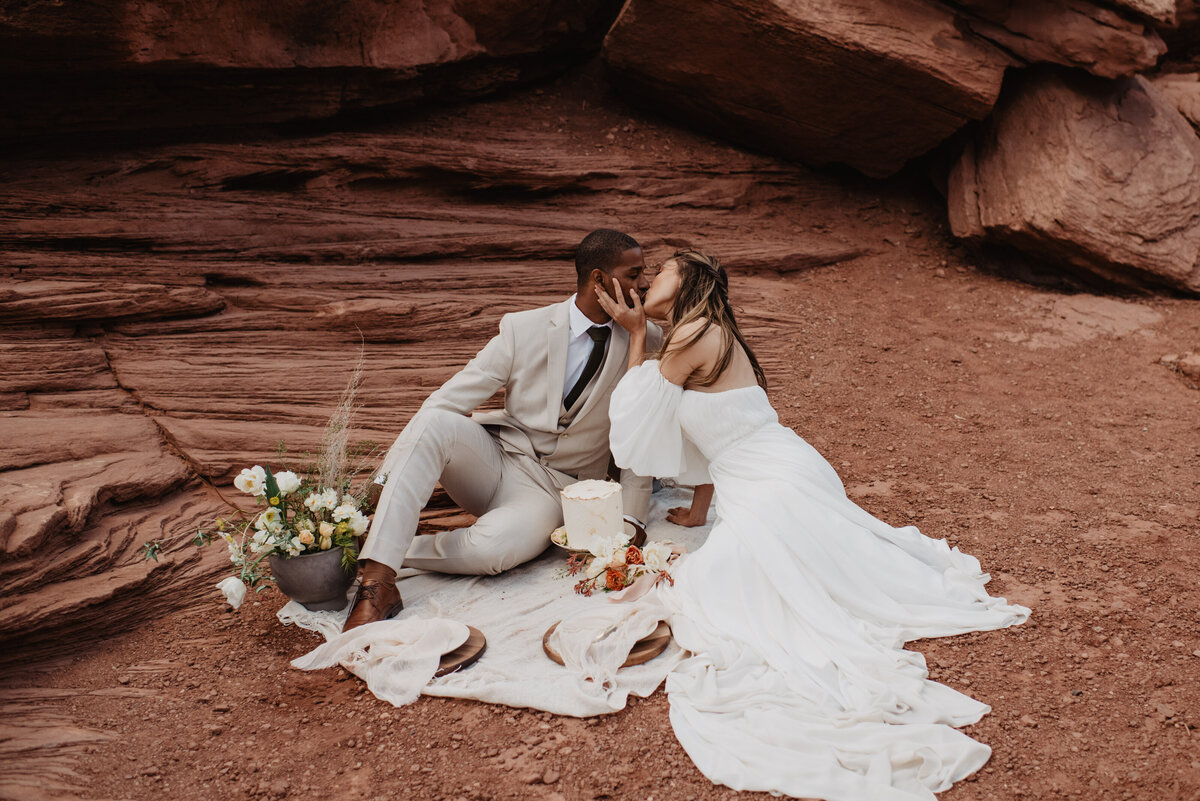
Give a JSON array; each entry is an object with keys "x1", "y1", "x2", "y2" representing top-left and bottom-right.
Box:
[
  {"x1": 624, "y1": 545, "x2": 644, "y2": 566},
  {"x1": 605, "y1": 566, "x2": 628, "y2": 591}
]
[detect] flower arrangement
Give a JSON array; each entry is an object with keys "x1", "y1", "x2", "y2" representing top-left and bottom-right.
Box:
[
  {"x1": 565, "y1": 536, "x2": 677, "y2": 597},
  {"x1": 152, "y1": 463, "x2": 371, "y2": 607},
  {"x1": 235, "y1": 463, "x2": 366, "y2": 563},
  {"x1": 142, "y1": 347, "x2": 380, "y2": 608}
]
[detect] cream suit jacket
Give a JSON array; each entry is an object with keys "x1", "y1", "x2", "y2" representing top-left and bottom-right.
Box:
[{"x1": 419, "y1": 298, "x2": 662, "y2": 522}]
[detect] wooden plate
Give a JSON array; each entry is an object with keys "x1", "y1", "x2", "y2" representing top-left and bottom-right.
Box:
[
  {"x1": 435, "y1": 626, "x2": 486, "y2": 677},
  {"x1": 542, "y1": 620, "x2": 671, "y2": 669}
]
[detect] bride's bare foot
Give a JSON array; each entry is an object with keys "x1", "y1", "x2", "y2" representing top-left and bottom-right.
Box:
[
  {"x1": 667, "y1": 483, "x2": 714, "y2": 527},
  {"x1": 667, "y1": 505, "x2": 708, "y2": 527}
]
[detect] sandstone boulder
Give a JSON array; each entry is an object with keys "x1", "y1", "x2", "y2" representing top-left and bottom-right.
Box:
[
  {"x1": 0, "y1": 0, "x2": 622, "y2": 139},
  {"x1": 1158, "y1": 0, "x2": 1200, "y2": 51},
  {"x1": 603, "y1": 0, "x2": 1168, "y2": 177},
  {"x1": 1110, "y1": 0, "x2": 1178, "y2": 23},
  {"x1": 1160, "y1": 351, "x2": 1200, "y2": 385},
  {"x1": 1152, "y1": 71, "x2": 1200, "y2": 132},
  {"x1": 604, "y1": 0, "x2": 1014, "y2": 178},
  {"x1": 957, "y1": 0, "x2": 1166, "y2": 78},
  {"x1": 948, "y1": 70, "x2": 1200, "y2": 294}
]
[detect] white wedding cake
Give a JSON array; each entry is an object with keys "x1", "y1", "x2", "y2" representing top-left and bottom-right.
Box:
[{"x1": 558, "y1": 479, "x2": 625, "y2": 553}]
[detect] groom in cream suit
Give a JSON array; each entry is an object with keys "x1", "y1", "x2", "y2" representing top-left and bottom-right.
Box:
[{"x1": 345, "y1": 229, "x2": 661, "y2": 630}]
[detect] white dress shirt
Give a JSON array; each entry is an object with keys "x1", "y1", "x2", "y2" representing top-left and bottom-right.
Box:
[{"x1": 563, "y1": 293, "x2": 613, "y2": 399}]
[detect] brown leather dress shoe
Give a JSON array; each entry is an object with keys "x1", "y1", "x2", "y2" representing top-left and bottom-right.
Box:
[{"x1": 343, "y1": 562, "x2": 403, "y2": 632}]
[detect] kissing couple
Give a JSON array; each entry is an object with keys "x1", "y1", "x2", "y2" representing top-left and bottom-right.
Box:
[{"x1": 346, "y1": 228, "x2": 1030, "y2": 801}]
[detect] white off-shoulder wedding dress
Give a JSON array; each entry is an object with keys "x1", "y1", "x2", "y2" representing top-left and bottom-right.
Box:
[{"x1": 608, "y1": 361, "x2": 1030, "y2": 801}]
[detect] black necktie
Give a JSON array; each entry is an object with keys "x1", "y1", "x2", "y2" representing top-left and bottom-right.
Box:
[{"x1": 564, "y1": 326, "x2": 610, "y2": 410}]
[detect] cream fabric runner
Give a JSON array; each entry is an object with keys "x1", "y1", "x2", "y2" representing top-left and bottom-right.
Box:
[
  {"x1": 279, "y1": 488, "x2": 705, "y2": 716},
  {"x1": 289, "y1": 618, "x2": 469, "y2": 707}
]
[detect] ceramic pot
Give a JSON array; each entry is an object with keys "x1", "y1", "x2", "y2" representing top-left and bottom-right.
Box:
[{"x1": 268, "y1": 545, "x2": 356, "y2": 611}]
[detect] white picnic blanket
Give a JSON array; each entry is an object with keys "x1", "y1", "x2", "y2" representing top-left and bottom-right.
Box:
[{"x1": 278, "y1": 487, "x2": 709, "y2": 716}]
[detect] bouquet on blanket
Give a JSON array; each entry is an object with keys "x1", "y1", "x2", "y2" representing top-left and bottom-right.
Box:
[{"x1": 566, "y1": 539, "x2": 679, "y2": 597}]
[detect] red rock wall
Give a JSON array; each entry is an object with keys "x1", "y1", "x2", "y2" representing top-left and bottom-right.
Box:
[{"x1": 0, "y1": 0, "x2": 623, "y2": 139}]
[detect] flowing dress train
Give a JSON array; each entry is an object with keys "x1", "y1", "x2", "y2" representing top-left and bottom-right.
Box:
[{"x1": 608, "y1": 361, "x2": 1030, "y2": 801}]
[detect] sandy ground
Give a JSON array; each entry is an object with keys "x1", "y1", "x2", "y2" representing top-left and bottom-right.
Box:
[{"x1": 3, "y1": 64, "x2": 1199, "y2": 801}]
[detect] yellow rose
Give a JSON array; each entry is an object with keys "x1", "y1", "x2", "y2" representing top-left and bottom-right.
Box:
[
  {"x1": 319, "y1": 536, "x2": 332, "y2": 550},
  {"x1": 298, "y1": 530, "x2": 315, "y2": 546},
  {"x1": 319, "y1": 521, "x2": 335, "y2": 538},
  {"x1": 269, "y1": 496, "x2": 280, "y2": 506}
]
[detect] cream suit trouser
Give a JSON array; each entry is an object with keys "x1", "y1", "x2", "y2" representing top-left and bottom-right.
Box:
[{"x1": 360, "y1": 408, "x2": 564, "y2": 575}]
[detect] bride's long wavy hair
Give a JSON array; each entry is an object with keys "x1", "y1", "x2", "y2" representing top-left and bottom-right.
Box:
[{"x1": 659, "y1": 249, "x2": 768, "y2": 391}]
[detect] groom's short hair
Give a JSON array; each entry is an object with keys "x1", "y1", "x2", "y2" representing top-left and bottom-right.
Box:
[{"x1": 575, "y1": 229, "x2": 640, "y2": 284}]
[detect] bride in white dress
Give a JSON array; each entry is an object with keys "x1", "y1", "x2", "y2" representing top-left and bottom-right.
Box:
[{"x1": 593, "y1": 250, "x2": 1030, "y2": 801}]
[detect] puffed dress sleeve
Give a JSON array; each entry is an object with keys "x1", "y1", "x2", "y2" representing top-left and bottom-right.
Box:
[{"x1": 609, "y1": 361, "x2": 711, "y2": 485}]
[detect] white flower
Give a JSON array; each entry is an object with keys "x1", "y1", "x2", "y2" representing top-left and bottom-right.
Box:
[
  {"x1": 340, "y1": 495, "x2": 359, "y2": 509},
  {"x1": 302, "y1": 489, "x2": 337, "y2": 512},
  {"x1": 348, "y1": 510, "x2": 369, "y2": 536},
  {"x1": 274, "y1": 471, "x2": 301, "y2": 496},
  {"x1": 641, "y1": 542, "x2": 673, "y2": 572},
  {"x1": 233, "y1": 465, "x2": 266, "y2": 496},
  {"x1": 216, "y1": 576, "x2": 247, "y2": 609},
  {"x1": 585, "y1": 554, "x2": 613, "y2": 579},
  {"x1": 332, "y1": 503, "x2": 356, "y2": 522},
  {"x1": 587, "y1": 534, "x2": 626, "y2": 559},
  {"x1": 255, "y1": 508, "x2": 282, "y2": 531}
]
